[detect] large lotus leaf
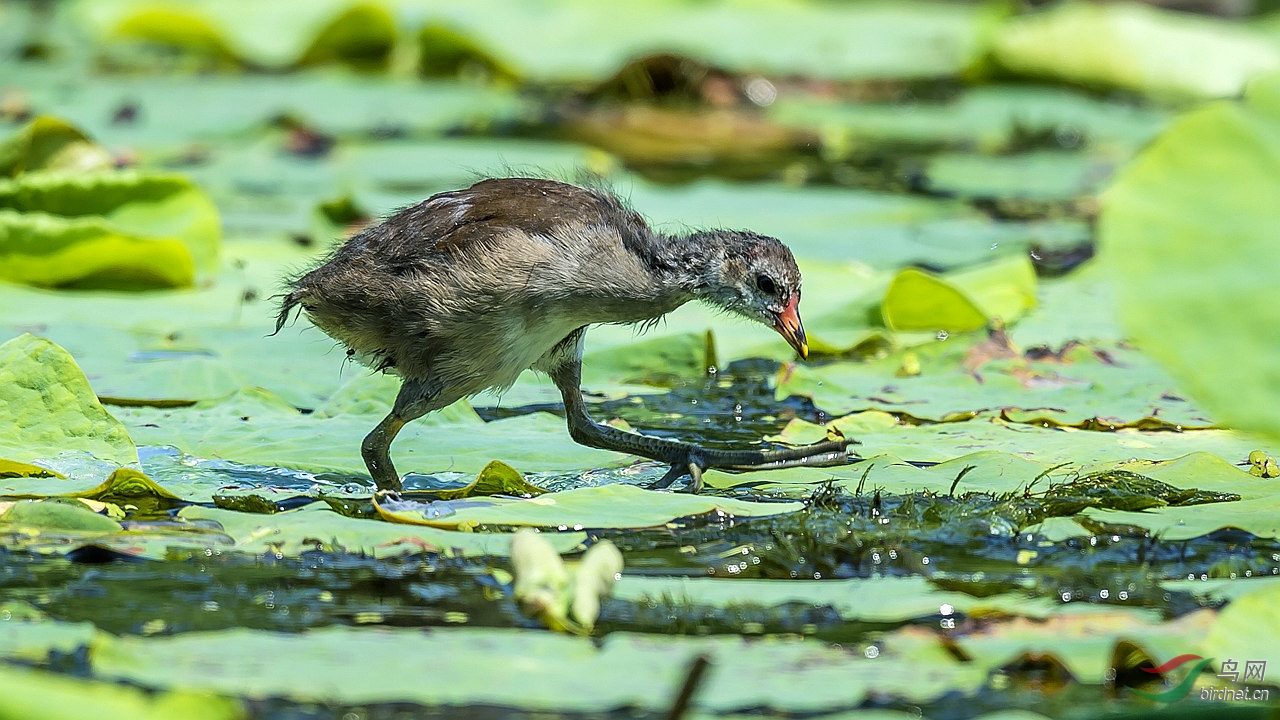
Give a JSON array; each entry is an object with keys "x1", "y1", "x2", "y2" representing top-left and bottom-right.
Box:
[
  {"x1": 739, "y1": 423, "x2": 1265, "y2": 495},
  {"x1": 375, "y1": 483, "x2": 801, "y2": 530},
  {"x1": 1202, "y1": 583, "x2": 1280, "y2": 673},
  {"x1": 0, "y1": 169, "x2": 219, "y2": 288},
  {"x1": 417, "y1": 21, "x2": 520, "y2": 81},
  {"x1": 581, "y1": 331, "x2": 707, "y2": 389},
  {"x1": 1099, "y1": 73, "x2": 1280, "y2": 442},
  {"x1": 294, "y1": 3, "x2": 396, "y2": 71},
  {"x1": 82, "y1": 0, "x2": 395, "y2": 71},
  {"x1": 1078, "y1": 496, "x2": 1279, "y2": 541},
  {"x1": 1005, "y1": 263, "x2": 1125, "y2": 348},
  {"x1": 0, "y1": 459, "x2": 63, "y2": 479},
  {"x1": 1069, "y1": 454, "x2": 1277, "y2": 540},
  {"x1": 1162, "y1": 576, "x2": 1280, "y2": 605},
  {"x1": 0, "y1": 211, "x2": 196, "y2": 289},
  {"x1": 194, "y1": 137, "x2": 591, "y2": 239},
  {"x1": 0, "y1": 237, "x2": 355, "y2": 408},
  {"x1": 0, "y1": 663, "x2": 244, "y2": 720},
  {"x1": 882, "y1": 254, "x2": 1037, "y2": 333},
  {"x1": 12, "y1": 72, "x2": 521, "y2": 158},
  {"x1": 0, "y1": 334, "x2": 138, "y2": 469},
  {"x1": 710, "y1": 448, "x2": 1256, "y2": 507},
  {"x1": 770, "y1": 84, "x2": 1169, "y2": 154},
  {"x1": 0, "y1": 498, "x2": 122, "y2": 533},
  {"x1": 409, "y1": 0, "x2": 992, "y2": 82},
  {"x1": 776, "y1": 338, "x2": 1206, "y2": 427},
  {"x1": 178, "y1": 503, "x2": 585, "y2": 558},
  {"x1": 88, "y1": 626, "x2": 984, "y2": 709},
  {"x1": 626, "y1": 179, "x2": 1019, "y2": 270},
  {"x1": 0, "y1": 618, "x2": 98, "y2": 663},
  {"x1": 882, "y1": 268, "x2": 988, "y2": 333},
  {"x1": 613, "y1": 575, "x2": 1159, "y2": 624},
  {"x1": 114, "y1": 388, "x2": 620, "y2": 477},
  {"x1": 946, "y1": 609, "x2": 1218, "y2": 685},
  {"x1": 922, "y1": 151, "x2": 1112, "y2": 202},
  {"x1": 988, "y1": 2, "x2": 1280, "y2": 101},
  {"x1": 0, "y1": 116, "x2": 113, "y2": 177}
]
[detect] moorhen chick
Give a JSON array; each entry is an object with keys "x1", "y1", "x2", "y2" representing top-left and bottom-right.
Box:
[{"x1": 276, "y1": 177, "x2": 852, "y2": 492}]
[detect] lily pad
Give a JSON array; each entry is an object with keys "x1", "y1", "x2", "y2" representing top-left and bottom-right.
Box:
[
  {"x1": 0, "y1": 663, "x2": 244, "y2": 720},
  {"x1": 84, "y1": 0, "x2": 396, "y2": 71},
  {"x1": 0, "y1": 334, "x2": 138, "y2": 469},
  {"x1": 376, "y1": 483, "x2": 802, "y2": 530},
  {"x1": 988, "y1": 2, "x2": 1280, "y2": 101},
  {"x1": 0, "y1": 168, "x2": 220, "y2": 288},
  {"x1": 0, "y1": 116, "x2": 113, "y2": 177},
  {"x1": 0, "y1": 498, "x2": 122, "y2": 533},
  {"x1": 1099, "y1": 72, "x2": 1280, "y2": 442},
  {"x1": 88, "y1": 626, "x2": 984, "y2": 710},
  {"x1": 612, "y1": 575, "x2": 1158, "y2": 624},
  {"x1": 0, "y1": 618, "x2": 98, "y2": 663},
  {"x1": 882, "y1": 254, "x2": 1036, "y2": 332},
  {"x1": 178, "y1": 503, "x2": 586, "y2": 558}
]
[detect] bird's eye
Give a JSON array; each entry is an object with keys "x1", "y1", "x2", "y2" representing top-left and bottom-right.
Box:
[{"x1": 755, "y1": 274, "x2": 777, "y2": 295}]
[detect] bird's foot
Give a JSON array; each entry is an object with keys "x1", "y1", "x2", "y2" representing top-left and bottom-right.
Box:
[
  {"x1": 648, "y1": 437, "x2": 857, "y2": 493},
  {"x1": 651, "y1": 459, "x2": 705, "y2": 493}
]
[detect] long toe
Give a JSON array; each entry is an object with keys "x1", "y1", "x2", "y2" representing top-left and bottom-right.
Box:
[{"x1": 652, "y1": 462, "x2": 690, "y2": 490}]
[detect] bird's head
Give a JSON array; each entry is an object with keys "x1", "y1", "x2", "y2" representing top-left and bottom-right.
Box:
[{"x1": 689, "y1": 230, "x2": 807, "y2": 359}]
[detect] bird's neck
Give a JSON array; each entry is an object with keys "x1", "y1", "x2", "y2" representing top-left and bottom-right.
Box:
[{"x1": 647, "y1": 230, "x2": 726, "y2": 299}]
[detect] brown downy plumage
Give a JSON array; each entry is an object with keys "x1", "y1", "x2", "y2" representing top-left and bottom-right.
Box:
[{"x1": 277, "y1": 177, "x2": 851, "y2": 492}]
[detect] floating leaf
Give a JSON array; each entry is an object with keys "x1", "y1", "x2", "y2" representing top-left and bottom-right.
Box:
[
  {"x1": 0, "y1": 168, "x2": 220, "y2": 288},
  {"x1": 0, "y1": 458, "x2": 64, "y2": 479},
  {"x1": 433, "y1": 460, "x2": 549, "y2": 500},
  {"x1": 376, "y1": 484, "x2": 801, "y2": 530},
  {"x1": 0, "y1": 498, "x2": 122, "y2": 533},
  {"x1": 0, "y1": 617, "x2": 98, "y2": 663},
  {"x1": 295, "y1": 3, "x2": 396, "y2": 71},
  {"x1": 0, "y1": 116, "x2": 112, "y2": 177},
  {"x1": 882, "y1": 254, "x2": 1036, "y2": 332},
  {"x1": 417, "y1": 22, "x2": 519, "y2": 82},
  {"x1": 988, "y1": 2, "x2": 1280, "y2": 100},
  {"x1": 1099, "y1": 73, "x2": 1280, "y2": 441},
  {"x1": 0, "y1": 663, "x2": 245, "y2": 720},
  {"x1": 89, "y1": 0, "x2": 395, "y2": 71},
  {"x1": 88, "y1": 626, "x2": 982, "y2": 709},
  {"x1": 70, "y1": 467, "x2": 184, "y2": 504},
  {"x1": 178, "y1": 503, "x2": 585, "y2": 559},
  {"x1": 883, "y1": 268, "x2": 988, "y2": 332},
  {"x1": 0, "y1": 334, "x2": 138, "y2": 469}
]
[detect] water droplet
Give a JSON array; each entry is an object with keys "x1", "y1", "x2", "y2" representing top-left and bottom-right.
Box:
[{"x1": 744, "y1": 77, "x2": 777, "y2": 107}]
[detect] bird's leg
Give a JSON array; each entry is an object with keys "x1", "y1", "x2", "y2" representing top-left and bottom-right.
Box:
[
  {"x1": 362, "y1": 413, "x2": 406, "y2": 491},
  {"x1": 361, "y1": 377, "x2": 445, "y2": 493},
  {"x1": 548, "y1": 357, "x2": 853, "y2": 494}
]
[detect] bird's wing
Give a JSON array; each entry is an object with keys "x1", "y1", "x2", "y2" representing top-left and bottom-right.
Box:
[{"x1": 363, "y1": 178, "x2": 640, "y2": 262}]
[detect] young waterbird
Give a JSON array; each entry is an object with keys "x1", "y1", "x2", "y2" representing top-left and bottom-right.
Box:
[{"x1": 276, "y1": 178, "x2": 852, "y2": 492}]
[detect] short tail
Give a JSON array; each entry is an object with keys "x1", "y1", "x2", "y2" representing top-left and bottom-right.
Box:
[{"x1": 270, "y1": 289, "x2": 306, "y2": 336}]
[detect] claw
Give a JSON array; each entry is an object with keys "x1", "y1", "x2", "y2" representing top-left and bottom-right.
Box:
[
  {"x1": 687, "y1": 463, "x2": 704, "y2": 494},
  {"x1": 651, "y1": 458, "x2": 706, "y2": 493}
]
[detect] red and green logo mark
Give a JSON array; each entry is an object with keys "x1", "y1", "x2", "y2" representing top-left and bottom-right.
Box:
[{"x1": 1129, "y1": 654, "x2": 1215, "y2": 702}]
